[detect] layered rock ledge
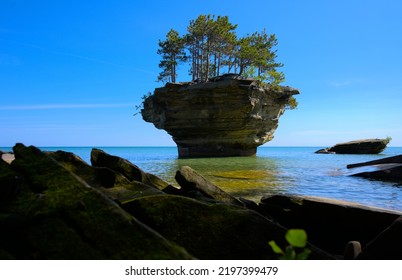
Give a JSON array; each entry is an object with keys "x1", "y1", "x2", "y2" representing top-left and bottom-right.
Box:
[{"x1": 141, "y1": 77, "x2": 299, "y2": 158}]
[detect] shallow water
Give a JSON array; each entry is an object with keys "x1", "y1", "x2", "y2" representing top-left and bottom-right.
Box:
[{"x1": 2, "y1": 146, "x2": 402, "y2": 211}]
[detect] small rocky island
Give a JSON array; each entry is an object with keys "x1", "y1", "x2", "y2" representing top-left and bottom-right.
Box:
[
  {"x1": 142, "y1": 75, "x2": 299, "y2": 158},
  {"x1": 315, "y1": 138, "x2": 391, "y2": 154}
]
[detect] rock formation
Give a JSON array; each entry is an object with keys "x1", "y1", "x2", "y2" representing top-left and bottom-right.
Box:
[
  {"x1": 347, "y1": 154, "x2": 402, "y2": 183},
  {"x1": 2, "y1": 144, "x2": 401, "y2": 259},
  {"x1": 141, "y1": 76, "x2": 299, "y2": 158},
  {"x1": 258, "y1": 194, "x2": 401, "y2": 257},
  {"x1": 315, "y1": 138, "x2": 390, "y2": 154}
]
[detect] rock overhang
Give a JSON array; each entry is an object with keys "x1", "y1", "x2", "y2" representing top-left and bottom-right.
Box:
[{"x1": 142, "y1": 77, "x2": 299, "y2": 158}]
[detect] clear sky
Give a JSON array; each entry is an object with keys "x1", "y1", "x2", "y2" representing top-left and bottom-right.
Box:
[{"x1": 1, "y1": 0, "x2": 401, "y2": 147}]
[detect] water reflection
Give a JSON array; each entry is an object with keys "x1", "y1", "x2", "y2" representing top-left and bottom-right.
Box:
[{"x1": 161, "y1": 156, "x2": 287, "y2": 201}]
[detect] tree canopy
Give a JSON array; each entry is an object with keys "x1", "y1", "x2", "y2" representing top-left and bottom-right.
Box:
[{"x1": 157, "y1": 14, "x2": 285, "y2": 85}]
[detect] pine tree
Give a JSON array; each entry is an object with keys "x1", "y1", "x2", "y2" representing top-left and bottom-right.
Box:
[
  {"x1": 157, "y1": 29, "x2": 186, "y2": 83},
  {"x1": 156, "y1": 15, "x2": 284, "y2": 85}
]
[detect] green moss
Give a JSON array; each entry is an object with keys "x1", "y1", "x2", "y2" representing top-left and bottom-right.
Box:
[
  {"x1": 6, "y1": 144, "x2": 193, "y2": 259},
  {"x1": 122, "y1": 195, "x2": 288, "y2": 259}
]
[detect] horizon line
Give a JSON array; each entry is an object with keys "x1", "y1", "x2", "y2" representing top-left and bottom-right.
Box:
[{"x1": 0, "y1": 103, "x2": 133, "y2": 110}]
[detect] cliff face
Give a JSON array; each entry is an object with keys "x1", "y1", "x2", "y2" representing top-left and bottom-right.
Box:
[{"x1": 141, "y1": 77, "x2": 299, "y2": 158}]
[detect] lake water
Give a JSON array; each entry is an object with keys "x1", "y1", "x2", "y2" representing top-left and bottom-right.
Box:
[{"x1": 2, "y1": 146, "x2": 402, "y2": 212}]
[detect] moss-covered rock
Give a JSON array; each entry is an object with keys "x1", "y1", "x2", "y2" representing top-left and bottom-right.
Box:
[
  {"x1": 48, "y1": 150, "x2": 130, "y2": 188},
  {"x1": 47, "y1": 150, "x2": 164, "y2": 203},
  {"x1": 0, "y1": 158, "x2": 21, "y2": 209},
  {"x1": 122, "y1": 195, "x2": 332, "y2": 260},
  {"x1": 103, "y1": 181, "x2": 166, "y2": 204},
  {"x1": 1, "y1": 144, "x2": 193, "y2": 259},
  {"x1": 91, "y1": 148, "x2": 170, "y2": 190}
]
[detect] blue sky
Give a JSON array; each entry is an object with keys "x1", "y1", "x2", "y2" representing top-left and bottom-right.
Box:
[{"x1": 1, "y1": 0, "x2": 401, "y2": 147}]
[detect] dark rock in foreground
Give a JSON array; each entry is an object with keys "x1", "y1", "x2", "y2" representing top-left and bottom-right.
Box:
[
  {"x1": 0, "y1": 144, "x2": 192, "y2": 259},
  {"x1": 357, "y1": 216, "x2": 402, "y2": 259},
  {"x1": 1, "y1": 144, "x2": 401, "y2": 259},
  {"x1": 141, "y1": 77, "x2": 299, "y2": 158},
  {"x1": 315, "y1": 138, "x2": 390, "y2": 154},
  {"x1": 347, "y1": 154, "x2": 402, "y2": 168},
  {"x1": 351, "y1": 165, "x2": 402, "y2": 182},
  {"x1": 122, "y1": 195, "x2": 286, "y2": 260},
  {"x1": 347, "y1": 154, "x2": 402, "y2": 183},
  {"x1": 258, "y1": 194, "x2": 401, "y2": 257}
]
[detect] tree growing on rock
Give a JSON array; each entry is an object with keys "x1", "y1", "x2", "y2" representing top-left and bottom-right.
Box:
[
  {"x1": 157, "y1": 29, "x2": 187, "y2": 83},
  {"x1": 157, "y1": 14, "x2": 285, "y2": 85}
]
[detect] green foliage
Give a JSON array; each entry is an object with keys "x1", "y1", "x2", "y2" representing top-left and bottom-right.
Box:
[
  {"x1": 268, "y1": 229, "x2": 311, "y2": 260},
  {"x1": 157, "y1": 14, "x2": 285, "y2": 85},
  {"x1": 285, "y1": 96, "x2": 298, "y2": 110},
  {"x1": 157, "y1": 29, "x2": 187, "y2": 84},
  {"x1": 286, "y1": 229, "x2": 307, "y2": 247},
  {"x1": 385, "y1": 136, "x2": 392, "y2": 144},
  {"x1": 133, "y1": 92, "x2": 152, "y2": 116}
]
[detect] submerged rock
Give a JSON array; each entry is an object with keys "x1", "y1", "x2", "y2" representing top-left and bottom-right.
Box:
[
  {"x1": 142, "y1": 78, "x2": 299, "y2": 158},
  {"x1": 315, "y1": 138, "x2": 390, "y2": 154}
]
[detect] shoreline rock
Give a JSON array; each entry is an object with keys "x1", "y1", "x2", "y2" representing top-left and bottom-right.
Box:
[
  {"x1": 1, "y1": 144, "x2": 401, "y2": 260},
  {"x1": 315, "y1": 138, "x2": 390, "y2": 154},
  {"x1": 141, "y1": 77, "x2": 299, "y2": 158},
  {"x1": 347, "y1": 154, "x2": 402, "y2": 168},
  {"x1": 1, "y1": 144, "x2": 192, "y2": 259},
  {"x1": 258, "y1": 194, "x2": 401, "y2": 258},
  {"x1": 347, "y1": 154, "x2": 402, "y2": 183}
]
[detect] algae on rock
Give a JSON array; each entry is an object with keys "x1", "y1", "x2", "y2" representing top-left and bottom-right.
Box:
[{"x1": 142, "y1": 77, "x2": 299, "y2": 158}]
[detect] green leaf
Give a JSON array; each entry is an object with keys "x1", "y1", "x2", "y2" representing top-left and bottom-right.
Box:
[
  {"x1": 268, "y1": 240, "x2": 283, "y2": 254},
  {"x1": 285, "y1": 229, "x2": 308, "y2": 248}
]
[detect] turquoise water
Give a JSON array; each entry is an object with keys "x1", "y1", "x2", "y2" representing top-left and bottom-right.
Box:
[{"x1": 2, "y1": 146, "x2": 402, "y2": 211}]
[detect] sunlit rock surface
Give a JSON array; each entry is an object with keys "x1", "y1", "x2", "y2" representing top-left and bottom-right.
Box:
[{"x1": 142, "y1": 77, "x2": 299, "y2": 158}]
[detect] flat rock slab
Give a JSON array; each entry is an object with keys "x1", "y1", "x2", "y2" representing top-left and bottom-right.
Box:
[
  {"x1": 347, "y1": 154, "x2": 402, "y2": 183},
  {"x1": 315, "y1": 138, "x2": 390, "y2": 154},
  {"x1": 347, "y1": 154, "x2": 402, "y2": 168},
  {"x1": 351, "y1": 164, "x2": 402, "y2": 183},
  {"x1": 259, "y1": 194, "x2": 402, "y2": 256}
]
